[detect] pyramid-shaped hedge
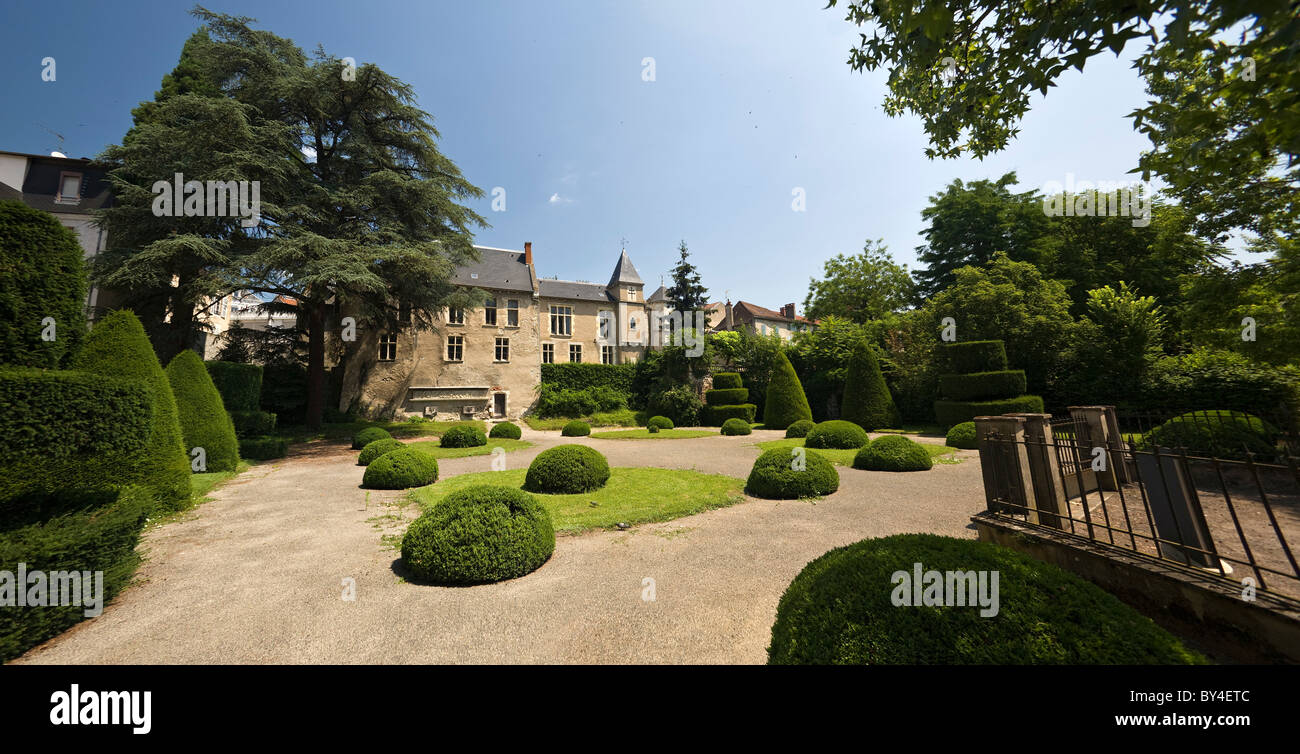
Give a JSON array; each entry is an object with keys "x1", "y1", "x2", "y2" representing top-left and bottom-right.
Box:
[
  {"x1": 703, "y1": 371, "x2": 756, "y2": 425},
  {"x1": 763, "y1": 351, "x2": 814, "y2": 430},
  {"x1": 841, "y1": 342, "x2": 898, "y2": 430},
  {"x1": 933, "y1": 340, "x2": 1042, "y2": 427},
  {"x1": 166, "y1": 350, "x2": 240, "y2": 472}
]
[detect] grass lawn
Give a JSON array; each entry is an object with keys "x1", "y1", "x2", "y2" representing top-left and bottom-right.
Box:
[
  {"x1": 410, "y1": 467, "x2": 744, "y2": 534},
  {"x1": 874, "y1": 424, "x2": 946, "y2": 436},
  {"x1": 590, "y1": 428, "x2": 715, "y2": 440},
  {"x1": 755, "y1": 438, "x2": 962, "y2": 466},
  {"x1": 403, "y1": 437, "x2": 533, "y2": 459},
  {"x1": 524, "y1": 409, "x2": 644, "y2": 431}
]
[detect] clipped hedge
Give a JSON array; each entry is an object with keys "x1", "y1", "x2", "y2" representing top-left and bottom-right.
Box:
[
  {"x1": 785, "y1": 419, "x2": 814, "y2": 439},
  {"x1": 934, "y1": 395, "x2": 1045, "y2": 429},
  {"x1": 536, "y1": 385, "x2": 628, "y2": 418},
  {"x1": 939, "y1": 370, "x2": 1028, "y2": 401},
  {"x1": 703, "y1": 403, "x2": 757, "y2": 426},
  {"x1": 647, "y1": 415, "x2": 674, "y2": 431},
  {"x1": 204, "y1": 361, "x2": 263, "y2": 412},
  {"x1": 489, "y1": 421, "x2": 522, "y2": 440},
  {"x1": 165, "y1": 350, "x2": 240, "y2": 473},
  {"x1": 853, "y1": 435, "x2": 933, "y2": 472},
  {"x1": 720, "y1": 418, "x2": 752, "y2": 436},
  {"x1": 805, "y1": 420, "x2": 869, "y2": 450},
  {"x1": 0, "y1": 199, "x2": 87, "y2": 369},
  {"x1": 1138, "y1": 410, "x2": 1281, "y2": 461},
  {"x1": 357, "y1": 438, "x2": 405, "y2": 466},
  {"x1": 561, "y1": 420, "x2": 591, "y2": 437},
  {"x1": 647, "y1": 385, "x2": 702, "y2": 427},
  {"x1": 711, "y1": 372, "x2": 743, "y2": 390},
  {"x1": 440, "y1": 424, "x2": 488, "y2": 448},
  {"x1": 352, "y1": 426, "x2": 392, "y2": 450},
  {"x1": 705, "y1": 388, "x2": 749, "y2": 406},
  {"x1": 229, "y1": 410, "x2": 277, "y2": 437},
  {"x1": 0, "y1": 485, "x2": 151, "y2": 663},
  {"x1": 767, "y1": 534, "x2": 1205, "y2": 665},
  {"x1": 945, "y1": 421, "x2": 978, "y2": 450},
  {"x1": 239, "y1": 436, "x2": 288, "y2": 460},
  {"x1": 362, "y1": 447, "x2": 439, "y2": 489},
  {"x1": 763, "y1": 351, "x2": 813, "y2": 430},
  {"x1": 745, "y1": 447, "x2": 839, "y2": 499},
  {"x1": 0, "y1": 368, "x2": 152, "y2": 504},
  {"x1": 540, "y1": 362, "x2": 636, "y2": 393},
  {"x1": 401, "y1": 485, "x2": 555, "y2": 585},
  {"x1": 841, "y1": 342, "x2": 899, "y2": 431},
  {"x1": 72, "y1": 311, "x2": 191, "y2": 512},
  {"x1": 941, "y1": 340, "x2": 1008, "y2": 374},
  {"x1": 524, "y1": 445, "x2": 610, "y2": 494}
]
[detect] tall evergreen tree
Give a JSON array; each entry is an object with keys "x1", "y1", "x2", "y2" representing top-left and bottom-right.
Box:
[{"x1": 665, "y1": 240, "x2": 709, "y2": 315}]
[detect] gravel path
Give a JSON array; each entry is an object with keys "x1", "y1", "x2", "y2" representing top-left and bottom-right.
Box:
[{"x1": 14, "y1": 426, "x2": 985, "y2": 664}]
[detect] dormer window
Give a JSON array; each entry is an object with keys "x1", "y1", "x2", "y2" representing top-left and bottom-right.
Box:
[{"x1": 56, "y1": 172, "x2": 82, "y2": 204}]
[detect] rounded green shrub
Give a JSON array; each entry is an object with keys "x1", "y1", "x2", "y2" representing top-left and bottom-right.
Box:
[
  {"x1": 647, "y1": 423, "x2": 661, "y2": 433},
  {"x1": 239, "y1": 435, "x2": 288, "y2": 461},
  {"x1": 440, "y1": 424, "x2": 487, "y2": 448},
  {"x1": 945, "y1": 421, "x2": 978, "y2": 449},
  {"x1": 524, "y1": 444, "x2": 610, "y2": 494},
  {"x1": 785, "y1": 419, "x2": 814, "y2": 439},
  {"x1": 853, "y1": 435, "x2": 933, "y2": 471},
  {"x1": 165, "y1": 350, "x2": 240, "y2": 472},
  {"x1": 204, "y1": 361, "x2": 263, "y2": 412},
  {"x1": 647, "y1": 415, "x2": 674, "y2": 431},
  {"x1": 1139, "y1": 410, "x2": 1281, "y2": 461},
  {"x1": 72, "y1": 310, "x2": 191, "y2": 511},
  {"x1": 561, "y1": 420, "x2": 591, "y2": 437},
  {"x1": 352, "y1": 426, "x2": 392, "y2": 450},
  {"x1": 489, "y1": 421, "x2": 522, "y2": 440},
  {"x1": 805, "y1": 420, "x2": 869, "y2": 449},
  {"x1": 0, "y1": 199, "x2": 87, "y2": 368},
  {"x1": 401, "y1": 485, "x2": 555, "y2": 585},
  {"x1": 362, "y1": 447, "x2": 438, "y2": 489},
  {"x1": 745, "y1": 447, "x2": 839, "y2": 499},
  {"x1": 720, "y1": 418, "x2": 752, "y2": 435},
  {"x1": 768, "y1": 533, "x2": 1205, "y2": 665},
  {"x1": 841, "y1": 342, "x2": 899, "y2": 430},
  {"x1": 711, "y1": 372, "x2": 743, "y2": 390},
  {"x1": 357, "y1": 438, "x2": 404, "y2": 466},
  {"x1": 762, "y1": 351, "x2": 813, "y2": 430}
]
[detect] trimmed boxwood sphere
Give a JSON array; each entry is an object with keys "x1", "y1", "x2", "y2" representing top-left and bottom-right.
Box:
[
  {"x1": 561, "y1": 420, "x2": 591, "y2": 437},
  {"x1": 768, "y1": 533, "x2": 1205, "y2": 665},
  {"x1": 524, "y1": 444, "x2": 610, "y2": 494},
  {"x1": 352, "y1": 426, "x2": 392, "y2": 450},
  {"x1": 362, "y1": 447, "x2": 438, "y2": 489},
  {"x1": 720, "y1": 417, "x2": 752, "y2": 435},
  {"x1": 1139, "y1": 410, "x2": 1280, "y2": 461},
  {"x1": 805, "y1": 420, "x2": 869, "y2": 449},
  {"x1": 401, "y1": 485, "x2": 556, "y2": 585},
  {"x1": 647, "y1": 415, "x2": 674, "y2": 431},
  {"x1": 489, "y1": 421, "x2": 522, "y2": 439},
  {"x1": 946, "y1": 421, "x2": 978, "y2": 449},
  {"x1": 440, "y1": 424, "x2": 487, "y2": 448},
  {"x1": 785, "y1": 419, "x2": 814, "y2": 439},
  {"x1": 357, "y1": 438, "x2": 405, "y2": 466},
  {"x1": 745, "y1": 447, "x2": 839, "y2": 499},
  {"x1": 853, "y1": 435, "x2": 933, "y2": 471}
]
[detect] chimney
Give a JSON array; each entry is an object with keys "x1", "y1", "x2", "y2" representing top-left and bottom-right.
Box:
[
  {"x1": 724, "y1": 301, "x2": 734, "y2": 330},
  {"x1": 524, "y1": 241, "x2": 533, "y2": 266},
  {"x1": 782, "y1": 303, "x2": 795, "y2": 319}
]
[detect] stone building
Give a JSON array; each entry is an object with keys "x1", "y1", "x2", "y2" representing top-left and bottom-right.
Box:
[{"x1": 338, "y1": 243, "x2": 652, "y2": 421}]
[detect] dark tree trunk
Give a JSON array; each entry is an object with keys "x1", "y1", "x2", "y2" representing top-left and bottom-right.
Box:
[
  {"x1": 306, "y1": 304, "x2": 326, "y2": 431},
  {"x1": 160, "y1": 284, "x2": 195, "y2": 364}
]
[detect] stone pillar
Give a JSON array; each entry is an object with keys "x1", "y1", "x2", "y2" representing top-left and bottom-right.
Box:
[
  {"x1": 1101, "y1": 405, "x2": 1132, "y2": 483},
  {"x1": 974, "y1": 415, "x2": 1031, "y2": 517},
  {"x1": 1008, "y1": 413, "x2": 1069, "y2": 530},
  {"x1": 1069, "y1": 406, "x2": 1121, "y2": 491}
]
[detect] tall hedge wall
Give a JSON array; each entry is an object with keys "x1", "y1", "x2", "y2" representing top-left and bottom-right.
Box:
[
  {"x1": 539, "y1": 362, "x2": 637, "y2": 394},
  {"x1": 0, "y1": 200, "x2": 87, "y2": 369},
  {"x1": 938, "y1": 370, "x2": 1028, "y2": 402},
  {"x1": 204, "y1": 361, "x2": 263, "y2": 412},
  {"x1": 941, "y1": 340, "x2": 1008, "y2": 374},
  {"x1": 167, "y1": 350, "x2": 240, "y2": 472}
]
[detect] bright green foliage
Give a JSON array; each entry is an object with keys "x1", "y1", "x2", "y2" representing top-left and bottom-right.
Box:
[
  {"x1": 762, "y1": 351, "x2": 813, "y2": 430},
  {"x1": 705, "y1": 388, "x2": 749, "y2": 406},
  {"x1": 362, "y1": 447, "x2": 438, "y2": 489},
  {"x1": 785, "y1": 419, "x2": 815, "y2": 438},
  {"x1": 0, "y1": 200, "x2": 87, "y2": 368},
  {"x1": 853, "y1": 435, "x2": 933, "y2": 472},
  {"x1": 646, "y1": 385, "x2": 703, "y2": 427},
  {"x1": 841, "y1": 342, "x2": 899, "y2": 430},
  {"x1": 711, "y1": 372, "x2": 743, "y2": 390},
  {"x1": 803, "y1": 239, "x2": 913, "y2": 322},
  {"x1": 936, "y1": 335, "x2": 1042, "y2": 428},
  {"x1": 352, "y1": 426, "x2": 392, "y2": 450},
  {"x1": 357, "y1": 438, "x2": 404, "y2": 466},
  {"x1": 205, "y1": 362, "x2": 263, "y2": 412},
  {"x1": 489, "y1": 421, "x2": 522, "y2": 439},
  {"x1": 539, "y1": 363, "x2": 637, "y2": 393},
  {"x1": 745, "y1": 448, "x2": 840, "y2": 499},
  {"x1": 72, "y1": 311, "x2": 191, "y2": 511},
  {"x1": 523, "y1": 445, "x2": 610, "y2": 494},
  {"x1": 805, "y1": 420, "x2": 869, "y2": 450},
  {"x1": 945, "y1": 422, "x2": 978, "y2": 450},
  {"x1": 440, "y1": 424, "x2": 487, "y2": 448},
  {"x1": 165, "y1": 350, "x2": 240, "y2": 472},
  {"x1": 768, "y1": 533, "x2": 1205, "y2": 665},
  {"x1": 647, "y1": 416, "x2": 674, "y2": 431},
  {"x1": 1139, "y1": 410, "x2": 1281, "y2": 461},
  {"x1": 401, "y1": 485, "x2": 555, "y2": 585},
  {"x1": 720, "y1": 418, "x2": 752, "y2": 436},
  {"x1": 1058, "y1": 283, "x2": 1167, "y2": 404},
  {"x1": 239, "y1": 436, "x2": 288, "y2": 460},
  {"x1": 561, "y1": 420, "x2": 591, "y2": 437}
]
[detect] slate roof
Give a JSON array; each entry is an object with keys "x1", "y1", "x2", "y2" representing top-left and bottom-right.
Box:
[
  {"x1": 450, "y1": 247, "x2": 535, "y2": 293},
  {"x1": 607, "y1": 250, "x2": 643, "y2": 287},
  {"x1": 646, "y1": 285, "x2": 667, "y2": 303},
  {"x1": 538, "y1": 279, "x2": 613, "y2": 302}
]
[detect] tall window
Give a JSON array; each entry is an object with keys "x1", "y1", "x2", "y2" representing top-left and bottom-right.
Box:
[
  {"x1": 550, "y1": 305, "x2": 573, "y2": 336},
  {"x1": 447, "y1": 307, "x2": 464, "y2": 325},
  {"x1": 601, "y1": 345, "x2": 615, "y2": 365},
  {"x1": 484, "y1": 297, "x2": 497, "y2": 326},
  {"x1": 378, "y1": 334, "x2": 397, "y2": 361},
  {"x1": 506, "y1": 299, "x2": 519, "y2": 327},
  {"x1": 494, "y1": 337, "x2": 510, "y2": 362},
  {"x1": 569, "y1": 343, "x2": 582, "y2": 363},
  {"x1": 446, "y1": 335, "x2": 463, "y2": 362},
  {"x1": 597, "y1": 310, "x2": 613, "y2": 343},
  {"x1": 542, "y1": 343, "x2": 554, "y2": 364},
  {"x1": 56, "y1": 172, "x2": 81, "y2": 204}
]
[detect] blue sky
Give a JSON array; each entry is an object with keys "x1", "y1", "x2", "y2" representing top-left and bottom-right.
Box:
[{"x1": 1, "y1": 0, "x2": 1210, "y2": 309}]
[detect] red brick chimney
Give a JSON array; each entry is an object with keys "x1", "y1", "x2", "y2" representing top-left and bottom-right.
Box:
[
  {"x1": 782, "y1": 303, "x2": 795, "y2": 319},
  {"x1": 524, "y1": 241, "x2": 533, "y2": 266}
]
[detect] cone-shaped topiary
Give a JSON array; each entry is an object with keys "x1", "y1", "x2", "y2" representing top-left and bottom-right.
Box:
[
  {"x1": 745, "y1": 447, "x2": 839, "y2": 499},
  {"x1": 362, "y1": 447, "x2": 438, "y2": 489},
  {"x1": 805, "y1": 420, "x2": 869, "y2": 449},
  {"x1": 762, "y1": 351, "x2": 813, "y2": 430},
  {"x1": 440, "y1": 424, "x2": 487, "y2": 448},
  {"x1": 720, "y1": 417, "x2": 752, "y2": 435},
  {"x1": 853, "y1": 435, "x2": 933, "y2": 471},
  {"x1": 945, "y1": 422, "x2": 978, "y2": 449},
  {"x1": 72, "y1": 310, "x2": 191, "y2": 511},
  {"x1": 841, "y1": 342, "x2": 899, "y2": 431},
  {"x1": 561, "y1": 420, "x2": 591, "y2": 437},
  {"x1": 785, "y1": 419, "x2": 814, "y2": 439},
  {"x1": 524, "y1": 444, "x2": 610, "y2": 494},
  {"x1": 0, "y1": 200, "x2": 87, "y2": 368},
  {"x1": 489, "y1": 421, "x2": 522, "y2": 439},
  {"x1": 357, "y1": 437, "x2": 405, "y2": 466},
  {"x1": 401, "y1": 485, "x2": 555, "y2": 585},
  {"x1": 165, "y1": 349, "x2": 240, "y2": 472},
  {"x1": 352, "y1": 426, "x2": 392, "y2": 449}
]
